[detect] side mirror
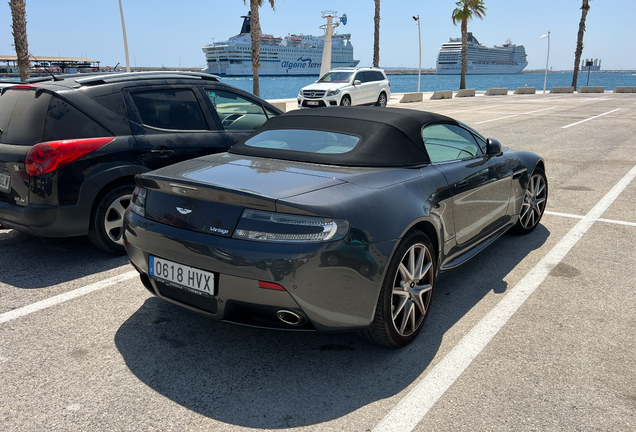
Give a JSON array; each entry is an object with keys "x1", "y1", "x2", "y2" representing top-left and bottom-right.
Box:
[
  {"x1": 486, "y1": 138, "x2": 503, "y2": 157},
  {"x1": 353, "y1": 80, "x2": 362, "y2": 86}
]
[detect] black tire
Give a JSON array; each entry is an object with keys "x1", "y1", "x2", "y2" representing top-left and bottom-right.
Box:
[
  {"x1": 511, "y1": 167, "x2": 548, "y2": 235},
  {"x1": 359, "y1": 230, "x2": 435, "y2": 348},
  {"x1": 88, "y1": 184, "x2": 135, "y2": 254},
  {"x1": 376, "y1": 92, "x2": 388, "y2": 107},
  {"x1": 340, "y1": 95, "x2": 351, "y2": 106}
]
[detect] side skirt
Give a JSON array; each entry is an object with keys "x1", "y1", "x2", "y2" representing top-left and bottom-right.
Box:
[{"x1": 440, "y1": 222, "x2": 515, "y2": 271}]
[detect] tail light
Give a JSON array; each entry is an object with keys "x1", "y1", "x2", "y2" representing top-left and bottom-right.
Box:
[
  {"x1": 25, "y1": 137, "x2": 114, "y2": 176},
  {"x1": 233, "y1": 209, "x2": 349, "y2": 243},
  {"x1": 130, "y1": 186, "x2": 148, "y2": 217},
  {"x1": 258, "y1": 281, "x2": 286, "y2": 291}
]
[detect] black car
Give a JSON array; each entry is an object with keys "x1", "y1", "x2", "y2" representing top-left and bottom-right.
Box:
[
  {"x1": 0, "y1": 72, "x2": 282, "y2": 253},
  {"x1": 123, "y1": 107, "x2": 547, "y2": 348}
]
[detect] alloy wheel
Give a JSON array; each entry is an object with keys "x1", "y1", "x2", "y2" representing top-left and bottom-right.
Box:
[
  {"x1": 520, "y1": 173, "x2": 547, "y2": 229},
  {"x1": 103, "y1": 193, "x2": 132, "y2": 245},
  {"x1": 391, "y1": 242, "x2": 434, "y2": 337}
]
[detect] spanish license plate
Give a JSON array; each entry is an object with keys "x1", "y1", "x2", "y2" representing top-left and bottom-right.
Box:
[
  {"x1": 307, "y1": 101, "x2": 319, "y2": 106},
  {"x1": 149, "y1": 256, "x2": 216, "y2": 296},
  {"x1": 0, "y1": 173, "x2": 10, "y2": 192}
]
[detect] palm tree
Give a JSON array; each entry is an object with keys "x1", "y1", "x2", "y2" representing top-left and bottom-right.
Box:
[
  {"x1": 571, "y1": 0, "x2": 591, "y2": 90},
  {"x1": 451, "y1": 0, "x2": 486, "y2": 90},
  {"x1": 9, "y1": 0, "x2": 30, "y2": 81},
  {"x1": 373, "y1": 0, "x2": 380, "y2": 68},
  {"x1": 244, "y1": 0, "x2": 276, "y2": 97}
]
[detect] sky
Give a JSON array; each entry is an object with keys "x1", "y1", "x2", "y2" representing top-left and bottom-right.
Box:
[{"x1": 0, "y1": 0, "x2": 632, "y2": 71}]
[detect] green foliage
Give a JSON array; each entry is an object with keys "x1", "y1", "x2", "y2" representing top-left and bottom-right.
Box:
[{"x1": 451, "y1": 0, "x2": 486, "y2": 24}]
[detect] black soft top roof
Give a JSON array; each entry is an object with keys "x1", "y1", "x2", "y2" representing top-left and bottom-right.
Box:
[{"x1": 229, "y1": 107, "x2": 459, "y2": 167}]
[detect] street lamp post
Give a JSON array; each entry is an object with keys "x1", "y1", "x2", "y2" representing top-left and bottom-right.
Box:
[
  {"x1": 118, "y1": 0, "x2": 131, "y2": 73},
  {"x1": 540, "y1": 31, "x2": 550, "y2": 94},
  {"x1": 413, "y1": 15, "x2": 421, "y2": 92}
]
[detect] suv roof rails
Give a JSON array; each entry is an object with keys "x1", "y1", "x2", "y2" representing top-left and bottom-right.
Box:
[{"x1": 74, "y1": 71, "x2": 221, "y2": 86}]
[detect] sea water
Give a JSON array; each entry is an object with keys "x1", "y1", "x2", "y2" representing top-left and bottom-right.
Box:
[
  {"x1": 3, "y1": 71, "x2": 633, "y2": 100},
  {"x1": 222, "y1": 72, "x2": 636, "y2": 100}
]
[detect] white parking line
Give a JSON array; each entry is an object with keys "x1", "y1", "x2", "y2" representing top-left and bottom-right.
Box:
[
  {"x1": 0, "y1": 271, "x2": 137, "y2": 325},
  {"x1": 522, "y1": 96, "x2": 566, "y2": 102},
  {"x1": 579, "y1": 96, "x2": 611, "y2": 103},
  {"x1": 373, "y1": 163, "x2": 636, "y2": 432},
  {"x1": 475, "y1": 106, "x2": 556, "y2": 124},
  {"x1": 440, "y1": 105, "x2": 503, "y2": 115},
  {"x1": 546, "y1": 210, "x2": 636, "y2": 227},
  {"x1": 562, "y1": 108, "x2": 620, "y2": 129}
]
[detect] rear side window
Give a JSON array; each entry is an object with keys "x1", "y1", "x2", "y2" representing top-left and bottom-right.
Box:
[
  {"x1": 205, "y1": 89, "x2": 270, "y2": 132},
  {"x1": 422, "y1": 124, "x2": 483, "y2": 163},
  {"x1": 362, "y1": 71, "x2": 376, "y2": 82},
  {"x1": 373, "y1": 71, "x2": 386, "y2": 81},
  {"x1": 130, "y1": 89, "x2": 209, "y2": 131},
  {"x1": 43, "y1": 96, "x2": 112, "y2": 142},
  {"x1": 93, "y1": 93, "x2": 128, "y2": 118},
  {"x1": 0, "y1": 89, "x2": 51, "y2": 145}
]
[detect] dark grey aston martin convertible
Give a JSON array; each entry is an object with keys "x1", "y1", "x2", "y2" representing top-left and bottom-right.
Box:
[{"x1": 123, "y1": 107, "x2": 547, "y2": 348}]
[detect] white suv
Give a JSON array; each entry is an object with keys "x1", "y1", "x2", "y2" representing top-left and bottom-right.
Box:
[{"x1": 298, "y1": 68, "x2": 391, "y2": 108}]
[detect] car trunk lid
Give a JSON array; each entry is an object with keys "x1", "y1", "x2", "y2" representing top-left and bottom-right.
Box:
[
  {"x1": 0, "y1": 145, "x2": 30, "y2": 206},
  {"x1": 137, "y1": 155, "x2": 347, "y2": 236},
  {"x1": 0, "y1": 86, "x2": 51, "y2": 206}
]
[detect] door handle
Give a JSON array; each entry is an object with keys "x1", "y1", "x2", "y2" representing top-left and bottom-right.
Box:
[{"x1": 149, "y1": 148, "x2": 174, "y2": 156}]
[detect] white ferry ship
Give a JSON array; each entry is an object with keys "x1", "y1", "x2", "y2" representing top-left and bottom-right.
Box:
[
  {"x1": 436, "y1": 33, "x2": 528, "y2": 75},
  {"x1": 202, "y1": 12, "x2": 359, "y2": 76}
]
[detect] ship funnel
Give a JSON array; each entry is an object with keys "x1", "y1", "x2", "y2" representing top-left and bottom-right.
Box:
[{"x1": 240, "y1": 12, "x2": 251, "y2": 35}]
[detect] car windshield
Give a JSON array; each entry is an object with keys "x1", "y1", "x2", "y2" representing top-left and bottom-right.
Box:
[
  {"x1": 318, "y1": 72, "x2": 354, "y2": 83},
  {"x1": 244, "y1": 129, "x2": 360, "y2": 154}
]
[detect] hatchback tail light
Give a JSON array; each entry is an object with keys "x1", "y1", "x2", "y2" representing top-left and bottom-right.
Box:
[{"x1": 25, "y1": 137, "x2": 114, "y2": 176}]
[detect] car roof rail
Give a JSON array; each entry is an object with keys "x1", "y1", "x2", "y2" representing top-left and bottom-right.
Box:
[{"x1": 74, "y1": 71, "x2": 221, "y2": 86}]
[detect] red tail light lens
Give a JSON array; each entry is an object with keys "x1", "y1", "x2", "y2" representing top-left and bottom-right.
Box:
[
  {"x1": 25, "y1": 137, "x2": 114, "y2": 176},
  {"x1": 12, "y1": 85, "x2": 35, "y2": 90},
  {"x1": 258, "y1": 281, "x2": 286, "y2": 291}
]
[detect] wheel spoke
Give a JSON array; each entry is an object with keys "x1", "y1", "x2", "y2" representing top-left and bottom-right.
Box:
[
  {"x1": 105, "y1": 217, "x2": 122, "y2": 232},
  {"x1": 411, "y1": 284, "x2": 432, "y2": 315},
  {"x1": 399, "y1": 301, "x2": 415, "y2": 334},
  {"x1": 392, "y1": 290, "x2": 408, "y2": 321},
  {"x1": 535, "y1": 182, "x2": 545, "y2": 197},
  {"x1": 416, "y1": 261, "x2": 432, "y2": 281},
  {"x1": 398, "y1": 262, "x2": 413, "y2": 282},
  {"x1": 520, "y1": 204, "x2": 531, "y2": 224}
]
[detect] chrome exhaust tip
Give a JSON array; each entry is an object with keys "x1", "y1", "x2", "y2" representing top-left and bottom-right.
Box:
[{"x1": 277, "y1": 309, "x2": 304, "y2": 326}]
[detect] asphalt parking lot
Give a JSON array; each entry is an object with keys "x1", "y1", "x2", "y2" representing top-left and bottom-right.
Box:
[{"x1": 1, "y1": 91, "x2": 635, "y2": 431}]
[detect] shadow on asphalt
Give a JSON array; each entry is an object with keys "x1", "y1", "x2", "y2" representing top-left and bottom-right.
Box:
[
  {"x1": 0, "y1": 229, "x2": 128, "y2": 289},
  {"x1": 114, "y1": 226, "x2": 549, "y2": 429}
]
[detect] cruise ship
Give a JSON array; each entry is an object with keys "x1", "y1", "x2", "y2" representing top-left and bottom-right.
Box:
[
  {"x1": 436, "y1": 33, "x2": 528, "y2": 75},
  {"x1": 202, "y1": 13, "x2": 359, "y2": 76}
]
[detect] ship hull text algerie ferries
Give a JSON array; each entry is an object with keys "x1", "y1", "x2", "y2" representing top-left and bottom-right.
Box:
[
  {"x1": 203, "y1": 13, "x2": 359, "y2": 76},
  {"x1": 436, "y1": 33, "x2": 528, "y2": 75}
]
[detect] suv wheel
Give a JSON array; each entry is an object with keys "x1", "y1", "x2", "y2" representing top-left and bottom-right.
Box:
[
  {"x1": 88, "y1": 184, "x2": 135, "y2": 254},
  {"x1": 376, "y1": 92, "x2": 388, "y2": 107},
  {"x1": 340, "y1": 95, "x2": 351, "y2": 106}
]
